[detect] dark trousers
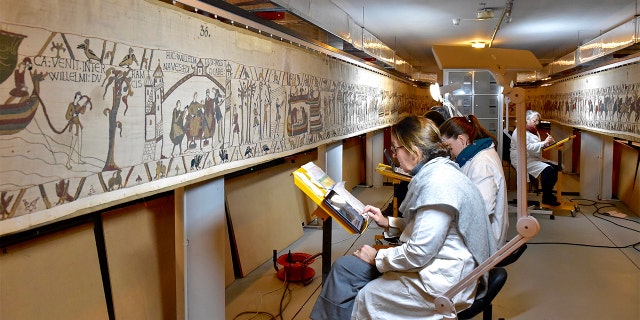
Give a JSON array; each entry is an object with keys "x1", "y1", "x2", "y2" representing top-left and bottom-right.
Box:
[
  {"x1": 309, "y1": 255, "x2": 381, "y2": 320},
  {"x1": 539, "y1": 163, "x2": 559, "y2": 201}
]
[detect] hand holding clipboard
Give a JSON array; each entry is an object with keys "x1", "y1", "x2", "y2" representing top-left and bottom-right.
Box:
[{"x1": 542, "y1": 135, "x2": 576, "y2": 152}]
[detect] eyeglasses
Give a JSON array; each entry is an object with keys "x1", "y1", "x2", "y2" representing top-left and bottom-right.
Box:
[{"x1": 390, "y1": 144, "x2": 405, "y2": 156}]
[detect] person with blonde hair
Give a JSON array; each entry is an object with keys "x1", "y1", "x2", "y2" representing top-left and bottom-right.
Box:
[
  {"x1": 381, "y1": 110, "x2": 446, "y2": 217},
  {"x1": 310, "y1": 115, "x2": 496, "y2": 320}
]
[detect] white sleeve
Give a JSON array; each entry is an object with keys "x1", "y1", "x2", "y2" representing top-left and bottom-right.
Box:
[
  {"x1": 525, "y1": 131, "x2": 545, "y2": 156},
  {"x1": 375, "y1": 206, "x2": 453, "y2": 272},
  {"x1": 387, "y1": 216, "x2": 406, "y2": 230}
]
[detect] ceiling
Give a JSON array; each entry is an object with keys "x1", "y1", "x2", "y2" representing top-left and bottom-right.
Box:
[{"x1": 173, "y1": 0, "x2": 640, "y2": 84}]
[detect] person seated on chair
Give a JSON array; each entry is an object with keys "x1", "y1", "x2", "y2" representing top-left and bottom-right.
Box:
[
  {"x1": 439, "y1": 114, "x2": 508, "y2": 248},
  {"x1": 509, "y1": 110, "x2": 561, "y2": 206},
  {"x1": 381, "y1": 109, "x2": 446, "y2": 217},
  {"x1": 310, "y1": 115, "x2": 497, "y2": 320}
]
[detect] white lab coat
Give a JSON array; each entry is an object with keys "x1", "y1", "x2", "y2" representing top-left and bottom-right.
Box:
[
  {"x1": 509, "y1": 128, "x2": 551, "y2": 178},
  {"x1": 351, "y1": 157, "x2": 494, "y2": 320},
  {"x1": 460, "y1": 146, "x2": 509, "y2": 247}
]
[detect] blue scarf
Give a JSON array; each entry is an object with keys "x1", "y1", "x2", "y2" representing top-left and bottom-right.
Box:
[
  {"x1": 409, "y1": 160, "x2": 426, "y2": 176},
  {"x1": 455, "y1": 137, "x2": 493, "y2": 167}
]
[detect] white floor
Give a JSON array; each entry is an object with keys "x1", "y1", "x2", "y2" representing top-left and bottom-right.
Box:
[{"x1": 226, "y1": 178, "x2": 640, "y2": 320}]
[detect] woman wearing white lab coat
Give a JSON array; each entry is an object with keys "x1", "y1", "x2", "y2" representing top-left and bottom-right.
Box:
[
  {"x1": 440, "y1": 115, "x2": 508, "y2": 248},
  {"x1": 310, "y1": 115, "x2": 496, "y2": 320},
  {"x1": 509, "y1": 110, "x2": 560, "y2": 206}
]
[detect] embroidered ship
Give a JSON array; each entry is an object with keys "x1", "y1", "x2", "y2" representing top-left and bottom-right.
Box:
[{"x1": 0, "y1": 30, "x2": 40, "y2": 135}]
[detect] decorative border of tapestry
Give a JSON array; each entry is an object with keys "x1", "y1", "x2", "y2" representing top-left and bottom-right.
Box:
[
  {"x1": 0, "y1": 0, "x2": 431, "y2": 234},
  {"x1": 524, "y1": 62, "x2": 640, "y2": 142}
]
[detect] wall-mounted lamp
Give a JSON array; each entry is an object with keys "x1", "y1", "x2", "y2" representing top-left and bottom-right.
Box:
[
  {"x1": 429, "y1": 83, "x2": 463, "y2": 118},
  {"x1": 429, "y1": 83, "x2": 443, "y2": 102},
  {"x1": 471, "y1": 41, "x2": 486, "y2": 48},
  {"x1": 452, "y1": 18, "x2": 461, "y2": 26}
]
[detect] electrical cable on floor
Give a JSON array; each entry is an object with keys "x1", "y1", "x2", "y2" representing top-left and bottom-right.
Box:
[
  {"x1": 527, "y1": 198, "x2": 640, "y2": 252},
  {"x1": 331, "y1": 233, "x2": 359, "y2": 245},
  {"x1": 527, "y1": 240, "x2": 640, "y2": 250},
  {"x1": 232, "y1": 275, "x2": 292, "y2": 320},
  {"x1": 232, "y1": 311, "x2": 276, "y2": 320},
  {"x1": 278, "y1": 279, "x2": 291, "y2": 320},
  {"x1": 589, "y1": 199, "x2": 640, "y2": 253},
  {"x1": 233, "y1": 188, "x2": 394, "y2": 319}
]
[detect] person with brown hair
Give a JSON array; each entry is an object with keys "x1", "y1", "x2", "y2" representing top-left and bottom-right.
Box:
[
  {"x1": 439, "y1": 114, "x2": 508, "y2": 248},
  {"x1": 310, "y1": 115, "x2": 496, "y2": 320}
]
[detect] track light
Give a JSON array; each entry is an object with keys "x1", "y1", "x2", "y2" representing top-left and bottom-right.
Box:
[{"x1": 476, "y1": 8, "x2": 494, "y2": 20}]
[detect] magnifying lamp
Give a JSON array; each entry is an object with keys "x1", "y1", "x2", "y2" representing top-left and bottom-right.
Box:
[{"x1": 429, "y1": 82, "x2": 462, "y2": 118}]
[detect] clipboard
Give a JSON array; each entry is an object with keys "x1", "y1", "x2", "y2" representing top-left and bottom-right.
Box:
[
  {"x1": 542, "y1": 135, "x2": 576, "y2": 152},
  {"x1": 292, "y1": 162, "x2": 370, "y2": 234},
  {"x1": 376, "y1": 163, "x2": 412, "y2": 182}
]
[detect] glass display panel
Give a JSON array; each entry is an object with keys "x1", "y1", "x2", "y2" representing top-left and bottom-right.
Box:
[
  {"x1": 474, "y1": 95, "x2": 499, "y2": 117},
  {"x1": 474, "y1": 71, "x2": 500, "y2": 94}
]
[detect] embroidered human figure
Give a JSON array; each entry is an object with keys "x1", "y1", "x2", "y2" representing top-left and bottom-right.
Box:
[
  {"x1": 5, "y1": 57, "x2": 31, "y2": 104},
  {"x1": 65, "y1": 92, "x2": 92, "y2": 168},
  {"x1": 231, "y1": 106, "x2": 240, "y2": 145}
]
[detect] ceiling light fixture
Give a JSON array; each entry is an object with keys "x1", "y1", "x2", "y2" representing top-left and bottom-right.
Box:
[
  {"x1": 471, "y1": 41, "x2": 486, "y2": 48},
  {"x1": 476, "y1": 8, "x2": 495, "y2": 20},
  {"x1": 452, "y1": 3, "x2": 497, "y2": 26}
]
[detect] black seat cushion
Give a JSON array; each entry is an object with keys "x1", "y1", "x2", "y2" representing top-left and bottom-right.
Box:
[
  {"x1": 502, "y1": 131, "x2": 512, "y2": 162},
  {"x1": 457, "y1": 267, "x2": 508, "y2": 320},
  {"x1": 496, "y1": 243, "x2": 527, "y2": 267}
]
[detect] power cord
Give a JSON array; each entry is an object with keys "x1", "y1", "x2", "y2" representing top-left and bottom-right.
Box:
[
  {"x1": 527, "y1": 198, "x2": 640, "y2": 252},
  {"x1": 232, "y1": 278, "x2": 291, "y2": 320},
  {"x1": 236, "y1": 250, "x2": 322, "y2": 320}
]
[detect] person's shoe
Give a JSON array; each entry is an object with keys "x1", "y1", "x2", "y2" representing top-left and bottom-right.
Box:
[
  {"x1": 542, "y1": 199, "x2": 561, "y2": 206},
  {"x1": 542, "y1": 193, "x2": 560, "y2": 206}
]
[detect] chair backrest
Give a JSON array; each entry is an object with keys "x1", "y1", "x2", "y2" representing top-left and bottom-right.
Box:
[
  {"x1": 496, "y1": 243, "x2": 527, "y2": 267},
  {"x1": 457, "y1": 267, "x2": 508, "y2": 320},
  {"x1": 502, "y1": 129, "x2": 513, "y2": 163}
]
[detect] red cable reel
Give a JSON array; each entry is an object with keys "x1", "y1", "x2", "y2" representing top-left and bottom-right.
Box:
[{"x1": 273, "y1": 250, "x2": 318, "y2": 284}]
